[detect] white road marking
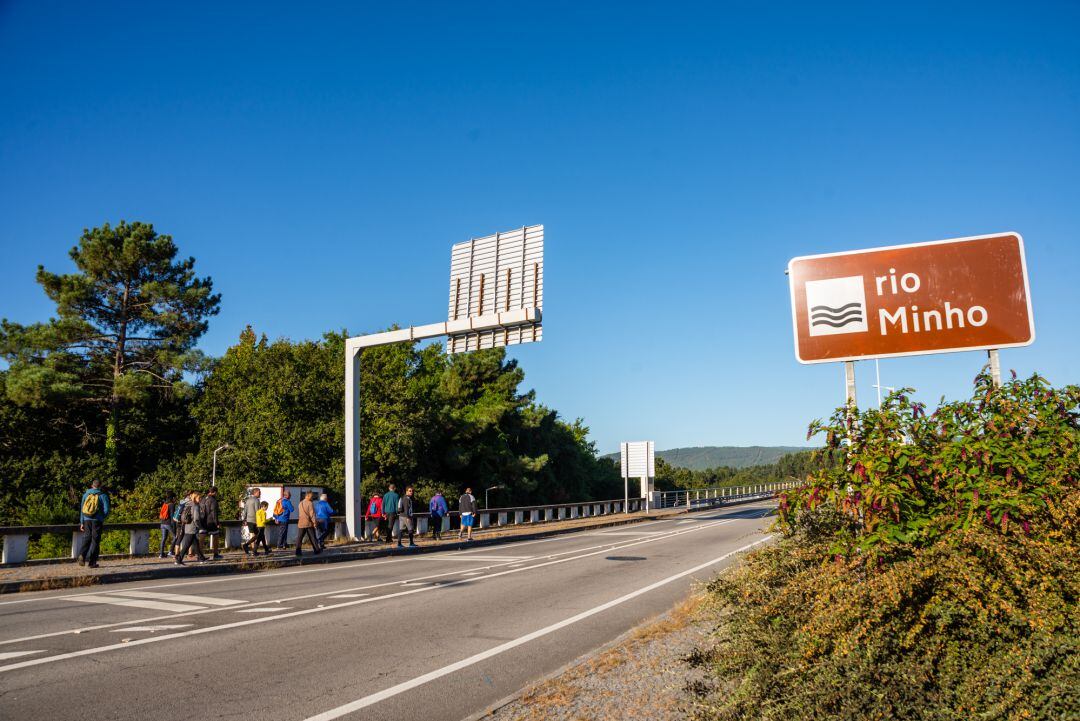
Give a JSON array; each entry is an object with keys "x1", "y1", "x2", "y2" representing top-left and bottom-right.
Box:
[
  {"x1": 0, "y1": 651, "x2": 44, "y2": 661},
  {"x1": 303, "y1": 537, "x2": 774, "y2": 720},
  {"x1": 587, "y1": 531, "x2": 669, "y2": 537},
  {"x1": 235, "y1": 607, "x2": 292, "y2": 613},
  {"x1": 66, "y1": 595, "x2": 205, "y2": 613},
  {"x1": 110, "y1": 625, "x2": 192, "y2": 633},
  {"x1": 461, "y1": 572, "x2": 483, "y2": 576},
  {"x1": 108, "y1": 591, "x2": 245, "y2": 606},
  {"x1": 328, "y1": 594, "x2": 370, "y2": 599},
  {"x1": 0, "y1": 518, "x2": 743, "y2": 673},
  {"x1": 0, "y1": 503, "x2": 758, "y2": 609},
  {"x1": 439, "y1": 555, "x2": 533, "y2": 561}
]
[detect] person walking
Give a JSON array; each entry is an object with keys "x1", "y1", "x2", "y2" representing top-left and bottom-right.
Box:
[
  {"x1": 241, "y1": 488, "x2": 263, "y2": 556},
  {"x1": 382, "y1": 485, "x2": 400, "y2": 545},
  {"x1": 170, "y1": 491, "x2": 190, "y2": 557},
  {"x1": 176, "y1": 491, "x2": 208, "y2": 565},
  {"x1": 397, "y1": 486, "x2": 417, "y2": 548},
  {"x1": 274, "y1": 490, "x2": 295, "y2": 549},
  {"x1": 200, "y1": 486, "x2": 222, "y2": 560},
  {"x1": 364, "y1": 493, "x2": 384, "y2": 542},
  {"x1": 158, "y1": 493, "x2": 177, "y2": 558},
  {"x1": 458, "y1": 487, "x2": 477, "y2": 541},
  {"x1": 428, "y1": 491, "x2": 448, "y2": 541},
  {"x1": 77, "y1": 480, "x2": 111, "y2": 568},
  {"x1": 295, "y1": 491, "x2": 322, "y2": 556},
  {"x1": 314, "y1": 493, "x2": 335, "y2": 546},
  {"x1": 250, "y1": 501, "x2": 271, "y2": 555}
]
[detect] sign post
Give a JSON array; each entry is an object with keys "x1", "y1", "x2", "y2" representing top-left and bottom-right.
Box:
[
  {"x1": 620, "y1": 441, "x2": 655, "y2": 513},
  {"x1": 789, "y1": 232, "x2": 1034, "y2": 404},
  {"x1": 344, "y1": 225, "x2": 544, "y2": 540}
]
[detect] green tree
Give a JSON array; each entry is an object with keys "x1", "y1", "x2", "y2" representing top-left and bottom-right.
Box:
[{"x1": 0, "y1": 221, "x2": 219, "y2": 480}]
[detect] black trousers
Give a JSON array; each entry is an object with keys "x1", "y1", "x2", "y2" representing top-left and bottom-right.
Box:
[
  {"x1": 277, "y1": 522, "x2": 290, "y2": 548},
  {"x1": 79, "y1": 519, "x2": 104, "y2": 564},
  {"x1": 252, "y1": 527, "x2": 270, "y2": 554},
  {"x1": 295, "y1": 526, "x2": 320, "y2": 554},
  {"x1": 177, "y1": 533, "x2": 206, "y2": 562},
  {"x1": 385, "y1": 513, "x2": 399, "y2": 542}
]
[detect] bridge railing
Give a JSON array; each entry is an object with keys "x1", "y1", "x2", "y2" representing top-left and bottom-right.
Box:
[{"x1": 0, "y1": 482, "x2": 795, "y2": 565}]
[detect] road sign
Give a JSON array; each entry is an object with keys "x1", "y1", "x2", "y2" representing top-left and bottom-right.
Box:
[
  {"x1": 788, "y1": 232, "x2": 1034, "y2": 364},
  {"x1": 446, "y1": 225, "x2": 543, "y2": 354},
  {"x1": 620, "y1": 441, "x2": 655, "y2": 479}
]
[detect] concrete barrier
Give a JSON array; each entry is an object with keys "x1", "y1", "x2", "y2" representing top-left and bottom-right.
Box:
[
  {"x1": 129, "y1": 530, "x2": 150, "y2": 556},
  {"x1": 2, "y1": 534, "x2": 28, "y2": 564}
]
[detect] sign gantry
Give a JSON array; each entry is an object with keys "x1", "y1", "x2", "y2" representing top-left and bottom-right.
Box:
[{"x1": 343, "y1": 225, "x2": 544, "y2": 539}]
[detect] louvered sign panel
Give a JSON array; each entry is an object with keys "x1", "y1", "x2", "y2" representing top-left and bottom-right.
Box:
[{"x1": 446, "y1": 224, "x2": 544, "y2": 354}]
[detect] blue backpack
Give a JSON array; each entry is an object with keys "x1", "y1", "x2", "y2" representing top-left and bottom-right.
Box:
[{"x1": 171, "y1": 500, "x2": 186, "y2": 523}]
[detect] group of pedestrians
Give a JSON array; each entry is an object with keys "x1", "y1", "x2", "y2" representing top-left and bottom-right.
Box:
[
  {"x1": 75, "y1": 479, "x2": 482, "y2": 570},
  {"x1": 237, "y1": 488, "x2": 335, "y2": 557},
  {"x1": 363, "y1": 485, "x2": 478, "y2": 546},
  {"x1": 157, "y1": 487, "x2": 222, "y2": 565}
]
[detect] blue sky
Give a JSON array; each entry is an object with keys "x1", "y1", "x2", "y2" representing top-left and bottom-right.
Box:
[{"x1": 2, "y1": 2, "x2": 1078, "y2": 454}]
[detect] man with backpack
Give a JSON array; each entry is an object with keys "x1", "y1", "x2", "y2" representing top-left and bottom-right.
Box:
[
  {"x1": 241, "y1": 488, "x2": 261, "y2": 555},
  {"x1": 176, "y1": 491, "x2": 208, "y2": 565},
  {"x1": 364, "y1": 493, "x2": 384, "y2": 542},
  {"x1": 458, "y1": 487, "x2": 477, "y2": 541},
  {"x1": 200, "y1": 486, "x2": 222, "y2": 560},
  {"x1": 429, "y1": 491, "x2": 448, "y2": 540},
  {"x1": 170, "y1": 492, "x2": 190, "y2": 557},
  {"x1": 274, "y1": 490, "x2": 295, "y2": 549},
  {"x1": 77, "y1": 480, "x2": 111, "y2": 568},
  {"x1": 397, "y1": 486, "x2": 418, "y2": 548},
  {"x1": 158, "y1": 493, "x2": 176, "y2": 558},
  {"x1": 382, "y1": 485, "x2": 400, "y2": 545}
]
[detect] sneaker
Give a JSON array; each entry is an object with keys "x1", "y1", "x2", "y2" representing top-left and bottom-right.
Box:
[
  {"x1": 213, "y1": 554, "x2": 222, "y2": 560},
  {"x1": 158, "y1": 553, "x2": 166, "y2": 559},
  {"x1": 77, "y1": 556, "x2": 85, "y2": 566},
  {"x1": 396, "y1": 543, "x2": 404, "y2": 548},
  {"x1": 87, "y1": 562, "x2": 99, "y2": 568},
  {"x1": 175, "y1": 560, "x2": 184, "y2": 566},
  {"x1": 408, "y1": 543, "x2": 418, "y2": 548}
]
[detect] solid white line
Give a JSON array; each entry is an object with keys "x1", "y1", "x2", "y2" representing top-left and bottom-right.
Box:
[
  {"x1": 110, "y1": 625, "x2": 192, "y2": 633},
  {"x1": 439, "y1": 555, "x2": 533, "y2": 561},
  {"x1": 328, "y1": 594, "x2": 370, "y2": 599},
  {"x1": 66, "y1": 595, "x2": 205, "y2": 613},
  {"x1": 0, "y1": 521, "x2": 732, "y2": 647},
  {"x1": 0, "y1": 503, "x2": 760, "y2": 608},
  {"x1": 303, "y1": 536, "x2": 773, "y2": 720},
  {"x1": 0, "y1": 651, "x2": 44, "y2": 661},
  {"x1": 0, "y1": 518, "x2": 741, "y2": 673},
  {"x1": 235, "y1": 607, "x2": 292, "y2": 613},
  {"x1": 108, "y1": 591, "x2": 245, "y2": 606}
]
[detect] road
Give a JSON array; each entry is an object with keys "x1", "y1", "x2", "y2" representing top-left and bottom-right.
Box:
[{"x1": 0, "y1": 502, "x2": 775, "y2": 721}]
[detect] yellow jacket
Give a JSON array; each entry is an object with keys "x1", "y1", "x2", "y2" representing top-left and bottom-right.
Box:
[{"x1": 256, "y1": 508, "x2": 267, "y2": 528}]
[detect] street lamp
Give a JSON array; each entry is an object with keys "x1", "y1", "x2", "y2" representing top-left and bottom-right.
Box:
[
  {"x1": 211, "y1": 443, "x2": 232, "y2": 487},
  {"x1": 485, "y1": 484, "x2": 505, "y2": 509},
  {"x1": 872, "y1": 359, "x2": 896, "y2": 408}
]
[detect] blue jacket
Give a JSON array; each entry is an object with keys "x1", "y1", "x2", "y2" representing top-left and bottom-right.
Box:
[
  {"x1": 314, "y1": 499, "x2": 334, "y2": 520},
  {"x1": 429, "y1": 494, "x2": 448, "y2": 517},
  {"x1": 274, "y1": 497, "x2": 295, "y2": 525},
  {"x1": 382, "y1": 491, "x2": 400, "y2": 515},
  {"x1": 80, "y1": 488, "x2": 110, "y2": 523}
]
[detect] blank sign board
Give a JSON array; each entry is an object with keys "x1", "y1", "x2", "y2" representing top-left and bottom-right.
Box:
[
  {"x1": 446, "y1": 225, "x2": 543, "y2": 354},
  {"x1": 620, "y1": 441, "x2": 655, "y2": 478}
]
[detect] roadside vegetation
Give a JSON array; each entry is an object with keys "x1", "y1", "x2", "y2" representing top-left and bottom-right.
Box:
[{"x1": 688, "y1": 372, "x2": 1079, "y2": 720}]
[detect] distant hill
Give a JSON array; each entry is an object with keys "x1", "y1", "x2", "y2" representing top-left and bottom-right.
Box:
[{"x1": 603, "y1": 445, "x2": 812, "y2": 471}]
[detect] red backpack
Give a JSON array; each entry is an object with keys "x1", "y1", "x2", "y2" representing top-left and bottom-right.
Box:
[{"x1": 159, "y1": 502, "x2": 170, "y2": 520}]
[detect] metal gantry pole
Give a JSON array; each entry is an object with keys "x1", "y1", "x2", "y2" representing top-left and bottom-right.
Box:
[{"x1": 844, "y1": 361, "x2": 857, "y2": 407}]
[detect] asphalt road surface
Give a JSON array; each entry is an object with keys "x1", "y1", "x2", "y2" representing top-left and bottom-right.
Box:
[{"x1": 0, "y1": 502, "x2": 775, "y2": 721}]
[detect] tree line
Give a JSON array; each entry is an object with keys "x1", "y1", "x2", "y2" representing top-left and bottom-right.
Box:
[{"x1": 0, "y1": 221, "x2": 809, "y2": 525}]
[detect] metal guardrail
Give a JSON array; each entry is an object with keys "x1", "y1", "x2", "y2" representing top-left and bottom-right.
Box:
[{"x1": 0, "y1": 483, "x2": 792, "y2": 565}]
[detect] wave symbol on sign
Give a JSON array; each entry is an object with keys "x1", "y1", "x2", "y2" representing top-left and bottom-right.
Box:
[{"x1": 810, "y1": 302, "x2": 864, "y2": 328}]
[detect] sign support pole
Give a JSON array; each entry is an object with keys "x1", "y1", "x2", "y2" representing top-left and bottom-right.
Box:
[
  {"x1": 844, "y1": 361, "x2": 857, "y2": 407},
  {"x1": 987, "y1": 349, "x2": 1002, "y2": 388}
]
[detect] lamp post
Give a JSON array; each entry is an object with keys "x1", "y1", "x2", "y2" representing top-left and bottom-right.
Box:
[
  {"x1": 211, "y1": 443, "x2": 232, "y2": 487},
  {"x1": 485, "y1": 484, "x2": 504, "y2": 509}
]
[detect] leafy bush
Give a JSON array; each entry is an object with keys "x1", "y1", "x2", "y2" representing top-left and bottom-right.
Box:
[{"x1": 689, "y1": 373, "x2": 1080, "y2": 720}]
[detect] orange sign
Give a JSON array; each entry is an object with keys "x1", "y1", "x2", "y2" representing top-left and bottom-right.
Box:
[{"x1": 788, "y1": 232, "x2": 1034, "y2": 364}]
